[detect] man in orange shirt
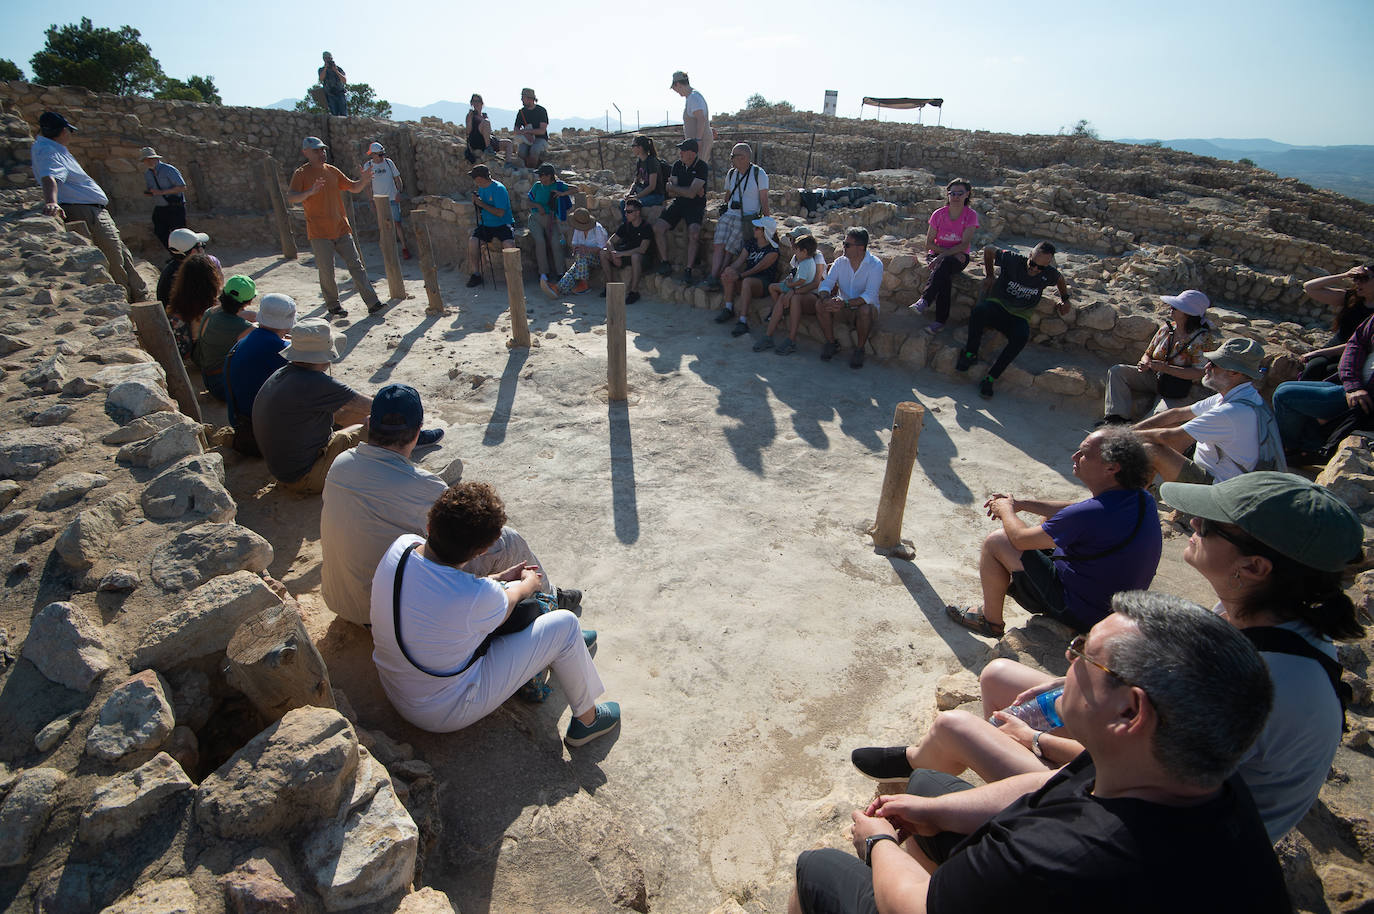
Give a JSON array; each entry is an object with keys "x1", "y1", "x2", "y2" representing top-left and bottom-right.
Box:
[{"x1": 287, "y1": 136, "x2": 382, "y2": 318}]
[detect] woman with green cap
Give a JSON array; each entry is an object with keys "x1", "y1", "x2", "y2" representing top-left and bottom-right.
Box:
[{"x1": 194, "y1": 274, "x2": 257, "y2": 401}]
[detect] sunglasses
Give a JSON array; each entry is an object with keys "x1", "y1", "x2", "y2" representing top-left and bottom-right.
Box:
[
  {"x1": 1067, "y1": 635, "x2": 1132, "y2": 686},
  {"x1": 1194, "y1": 516, "x2": 1264, "y2": 554},
  {"x1": 947, "y1": 189, "x2": 968, "y2": 197}
]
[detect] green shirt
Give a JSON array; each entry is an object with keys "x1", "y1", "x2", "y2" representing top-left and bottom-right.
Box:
[{"x1": 193, "y1": 308, "x2": 251, "y2": 373}]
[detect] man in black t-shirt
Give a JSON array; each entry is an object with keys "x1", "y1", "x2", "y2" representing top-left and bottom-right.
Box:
[
  {"x1": 599, "y1": 200, "x2": 653, "y2": 302},
  {"x1": 790, "y1": 592, "x2": 1289, "y2": 914},
  {"x1": 505, "y1": 88, "x2": 550, "y2": 169},
  {"x1": 652, "y1": 138, "x2": 709, "y2": 283},
  {"x1": 958, "y1": 242, "x2": 1073, "y2": 399}
]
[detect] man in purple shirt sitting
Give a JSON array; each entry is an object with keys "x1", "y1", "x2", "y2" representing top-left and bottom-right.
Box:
[{"x1": 945, "y1": 427, "x2": 1163, "y2": 637}]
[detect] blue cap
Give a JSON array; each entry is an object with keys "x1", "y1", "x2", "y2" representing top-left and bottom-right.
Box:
[{"x1": 370, "y1": 384, "x2": 423, "y2": 434}]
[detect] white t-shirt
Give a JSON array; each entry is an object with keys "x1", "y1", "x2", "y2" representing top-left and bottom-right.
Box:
[
  {"x1": 370, "y1": 534, "x2": 507, "y2": 730},
  {"x1": 684, "y1": 89, "x2": 709, "y2": 128},
  {"x1": 31, "y1": 136, "x2": 108, "y2": 205},
  {"x1": 724, "y1": 165, "x2": 769, "y2": 216},
  {"x1": 1185, "y1": 382, "x2": 1264, "y2": 480},
  {"x1": 571, "y1": 223, "x2": 609, "y2": 250},
  {"x1": 365, "y1": 157, "x2": 402, "y2": 199}
]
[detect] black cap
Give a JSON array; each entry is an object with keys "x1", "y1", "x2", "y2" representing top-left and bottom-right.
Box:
[
  {"x1": 370, "y1": 384, "x2": 424, "y2": 433},
  {"x1": 468, "y1": 164, "x2": 491, "y2": 179},
  {"x1": 38, "y1": 112, "x2": 76, "y2": 137},
  {"x1": 536, "y1": 163, "x2": 556, "y2": 177},
  {"x1": 677, "y1": 138, "x2": 699, "y2": 152}
]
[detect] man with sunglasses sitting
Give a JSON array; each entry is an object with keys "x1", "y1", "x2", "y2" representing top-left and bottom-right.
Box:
[
  {"x1": 956, "y1": 242, "x2": 1071, "y2": 399},
  {"x1": 815, "y1": 227, "x2": 883, "y2": 369},
  {"x1": 789, "y1": 591, "x2": 1289, "y2": 914}
]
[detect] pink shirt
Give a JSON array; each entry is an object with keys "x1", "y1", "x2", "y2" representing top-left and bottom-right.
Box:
[{"x1": 928, "y1": 205, "x2": 979, "y2": 254}]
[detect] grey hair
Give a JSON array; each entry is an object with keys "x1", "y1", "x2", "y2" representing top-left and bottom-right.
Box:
[
  {"x1": 1094, "y1": 427, "x2": 1152, "y2": 490},
  {"x1": 1102, "y1": 591, "x2": 1273, "y2": 789}
]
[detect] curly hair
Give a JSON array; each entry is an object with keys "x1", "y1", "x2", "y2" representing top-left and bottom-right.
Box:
[
  {"x1": 1094, "y1": 426, "x2": 1152, "y2": 490},
  {"x1": 168, "y1": 253, "x2": 222, "y2": 324},
  {"x1": 426, "y1": 482, "x2": 507, "y2": 567}
]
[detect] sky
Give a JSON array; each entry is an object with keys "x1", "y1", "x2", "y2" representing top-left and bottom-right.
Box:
[{"x1": 3, "y1": 0, "x2": 1372, "y2": 147}]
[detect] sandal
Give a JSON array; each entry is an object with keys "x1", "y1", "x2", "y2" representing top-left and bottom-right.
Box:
[{"x1": 946, "y1": 605, "x2": 1005, "y2": 638}]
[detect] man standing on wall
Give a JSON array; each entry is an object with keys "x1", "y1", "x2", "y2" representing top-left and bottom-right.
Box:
[
  {"x1": 32, "y1": 111, "x2": 149, "y2": 303},
  {"x1": 319, "y1": 52, "x2": 348, "y2": 116},
  {"x1": 286, "y1": 136, "x2": 382, "y2": 318},
  {"x1": 670, "y1": 71, "x2": 711, "y2": 164},
  {"x1": 140, "y1": 146, "x2": 188, "y2": 251}
]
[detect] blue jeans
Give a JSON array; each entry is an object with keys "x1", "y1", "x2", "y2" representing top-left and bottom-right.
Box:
[
  {"x1": 1272, "y1": 381, "x2": 1349, "y2": 452},
  {"x1": 325, "y1": 90, "x2": 348, "y2": 116}
]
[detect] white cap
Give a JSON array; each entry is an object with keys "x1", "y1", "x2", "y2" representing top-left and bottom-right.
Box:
[
  {"x1": 257, "y1": 293, "x2": 297, "y2": 331},
  {"x1": 168, "y1": 228, "x2": 210, "y2": 254},
  {"x1": 369, "y1": 142, "x2": 385, "y2": 154}
]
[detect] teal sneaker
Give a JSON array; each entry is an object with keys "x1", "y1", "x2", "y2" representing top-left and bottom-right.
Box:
[
  {"x1": 565, "y1": 701, "x2": 621, "y2": 747},
  {"x1": 582, "y1": 629, "x2": 597, "y2": 649}
]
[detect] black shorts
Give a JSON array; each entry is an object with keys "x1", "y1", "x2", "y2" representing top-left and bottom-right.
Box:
[
  {"x1": 660, "y1": 199, "x2": 704, "y2": 228},
  {"x1": 1008, "y1": 549, "x2": 1083, "y2": 631},
  {"x1": 473, "y1": 224, "x2": 514, "y2": 243}
]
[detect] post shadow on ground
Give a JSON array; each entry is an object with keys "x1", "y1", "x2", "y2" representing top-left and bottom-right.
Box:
[
  {"x1": 608, "y1": 400, "x2": 639, "y2": 544},
  {"x1": 366, "y1": 311, "x2": 441, "y2": 385},
  {"x1": 886, "y1": 555, "x2": 994, "y2": 672},
  {"x1": 482, "y1": 348, "x2": 529, "y2": 447}
]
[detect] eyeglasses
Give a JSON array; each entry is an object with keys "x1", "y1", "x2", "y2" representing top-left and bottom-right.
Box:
[
  {"x1": 1067, "y1": 635, "x2": 1132, "y2": 686},
  {"x1": 947, "y1": 189, "x2": 968, "y2": 197}
]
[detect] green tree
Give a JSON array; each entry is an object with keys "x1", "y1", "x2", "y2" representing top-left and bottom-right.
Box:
[
  {"x1": 294, "y1": 82, "x2": 392, "y2": 119},
  {"x1": 156, "y1": 74, "x2": 221, "y2": 104},
  {"x1": 1238, "y1": 157, "x2": 1256, "y2": 167},
  {"x1": 30, "y1": 17, "x2": 163, "y2": 95},
  {"x1": 746, "y1": 93, "x2": 770, "y2": 109},
  {"x1": 1066, "y1": 118, "x2": 1099, "y2": 139},
  {"x1": 0, "y1": 59, "x2": 23, "y2": 81}
]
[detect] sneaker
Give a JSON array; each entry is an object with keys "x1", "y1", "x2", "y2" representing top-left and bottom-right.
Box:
[
  {"x1": 682, "y1": 268, "x2": 694, "y2": 284},
  {"x1": 851, "y1": 746, "x2": 915, "y2": 780},
  {"x1": 582, "y1": 629, "x2": 597, "y2": 649},
  {"x1": 326, "y1": 304, "x2": 348, "y2": 317},
  {"x1": 626, "y1": 291, "x2": 640, "y2": 305},
  {"x1": 955, "y1": 351, "x2": 975, "y2": 372},
  {"x1": 820, "y1": 339, "x2": 839, "y2": 361},
  {"x1": 416, "y1": 428, "x2": 444, "y2": 446},
  {"x1": 731, "y1": 321, "x2": 750, "y2": 337},
  {"x1": 565, "y1": 701, "x2": 621, "y2": 747},
  {"x1": 850, "y1": 347, "x2": 865, "y2": 369},
  {"x1": 713, "y1": 306, "x2": 734, "y2": 324},
  {"x1": 466, "y1": 273, "x2": 482, "y2": 288},
  {"x1": 908, "y1": 298, "x2": 929, "y2": 314},
  {"x1": 367, "y1": 300, "x2": 385, "y2": 315},
  {"x1": 556, "y1": 587, "x2": 583, "y2": 610},
  {"x1": 753, "y1": 335, "x2": 775, "y2": 352},
  {"x1": 539, "y1": 279, "x2": 559, "y2": 300},
  {"x1": 701, "y1": 276, "x2": 722, "y2": 291},
  {"x1": 402, "y1": 249, "x2": 412, "y2": 260},
  {"x1": 923, "y1": 321, "x2": 944, "y2": 336},
  {"x1": 775, "y1": 338, "x2": 797, "y2": 355},
  {"x1": 573, "y1": 280, "x2": 591, "y2": 294},
  {"x1": 980, "y1": 376, "x2": 995, "y2": 399},
  {"x1": 656, "y1": 262, "x2": 673, "y2": 276}
]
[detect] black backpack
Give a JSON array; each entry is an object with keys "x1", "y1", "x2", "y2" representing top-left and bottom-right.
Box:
[
  {"x1": 656, "y1": 157, "x2": 672, "y2": 197},
  {"x1": 1242, "y1": 626, "x2": 1352, "y2": 731}
]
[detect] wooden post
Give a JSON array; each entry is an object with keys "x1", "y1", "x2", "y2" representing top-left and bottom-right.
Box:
[
  {"x1": 372, "y1": 194, "x2": 406, "y2": 300},
  {"x1": 129, "y1": 302, "x2": 202, "y2": 422},
  {"x1": 411, "y1": 208, "x2": 445, "y2": 314},
  {"x1": 871, "y1": 401, "x2": 924, "y2": 557},
  {"x1": 502, "y1": 247, "x2": 530, "y2": 348},
  {"x1": 261, "y1": 158, "x2": 297, "y2": 260},
  {"x1": 606, "y1": 282, "x2": 627, "y2": 401},
  {"x1": 224, "y1": 601, "x2": 334, "y2": 724}
]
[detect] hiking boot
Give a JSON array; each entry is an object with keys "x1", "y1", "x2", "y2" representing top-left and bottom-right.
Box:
[
  {"x1": 366, "y1": 300, "x2": 385, "y2": 315},
  {"x1": 980, "y1": 375, "x2": 995, "y2": 399},
  {"x1": 466, "y1": 273, "x2": 483, "y2": 288},
  {"x1": 326, "y1": 304, "x2": 348, "y2": 318},
  {"x1": 850, "y1": 347, "x2": 866, "y2": 369},
  {"x1": 753, "y1": 335, "x2": 775, "y2": 352},
  {"x1": 682, "y1": 267, "x2": 694, "y2": 284},
  {"x1": 955, "y1": 351, "x2": 975, "y2": 372},
  {"x1": 626, "y1": 291, "x2": 641, "y2": 304},
  {"x1": 775, "y1": 338, "x2": 797, "y2": 355},
  {"x1": 556, "y1": 587, "x2": 583, "y2": 610},
  {"x1": 701, "y1": 275, "x2": 722, "y2": 291},
  {"x1": 656, "y1": 262, "x2": 673, "y2": 276},
  {"x1": 731, "y1": 321, "x2": 750, "y2": 337},
  {"x1": 565, "y1": 702, "x2": 621, "y2": 747},
  {"x1": 714, "y1": 307, "x2": 734, "y2": 324},
  {"x1": 820, "y1": 339, "x2": 839, "y2": 361}
]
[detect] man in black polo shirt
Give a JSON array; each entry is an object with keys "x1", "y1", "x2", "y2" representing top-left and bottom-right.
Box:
[
  {"x1": 652, "y1": 138, "x2": 709, "y2": 284},
  {"x1": 599, "y1": 199, "x2": 652, "y2": 303},
  {"x1": 957, "y1": 242, "x2": 1072, "y2": 399}
]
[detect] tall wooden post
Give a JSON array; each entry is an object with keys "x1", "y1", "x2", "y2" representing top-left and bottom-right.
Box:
[
  {"x1": 372, "y1": 194, "x2": 406, "y2": 300},
  {"x1": 411, "y1": 208, "x2": 445, "y2": 314},
  {"x1": 871, "y1": 401, "x2": 924, "y2": 557},
  {"x1": 129, "y1": 302, "x2": 202, "y2": 422},
  {"x1": 502, "y1": 247, "x2": 530, "y2": 348},
  {"x1": 606, "y1": 282, "x2": 627, "y2": 401},
  {"x1": 261, "y1": 158, "x2": 297, "y2": 260}
]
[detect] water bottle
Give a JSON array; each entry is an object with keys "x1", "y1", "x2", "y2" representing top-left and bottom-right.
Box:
[{"x1": 991, "y1": 687, "x2": 1064, "y2": 731}]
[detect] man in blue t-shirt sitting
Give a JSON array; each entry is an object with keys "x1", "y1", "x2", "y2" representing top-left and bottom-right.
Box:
[
  {"x1": 946, "y1": 426, "x2": 1162, "y2": 637},
  {"x1": 465, "y1": 164, "x2": 515, "y2": 288}
]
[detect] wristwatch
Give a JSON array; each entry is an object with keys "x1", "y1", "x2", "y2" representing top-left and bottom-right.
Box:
[
  {"x1": 864, "y1": 833, "x2": 899, "y2": 866},
  {"x1": 1031, "y1": 731, "x2": 1045, "y2": 758}
]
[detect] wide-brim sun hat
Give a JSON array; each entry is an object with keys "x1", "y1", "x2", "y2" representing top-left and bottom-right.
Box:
[
  {"x1": 569, "y1": 208, "x2": 595, "y2": 232},
  {"x1": 279, "y1": 318, "x2": 343, "y2": 363},
  {"x1": 752, "y1": 216, "x2": 777, "y2": 245}
]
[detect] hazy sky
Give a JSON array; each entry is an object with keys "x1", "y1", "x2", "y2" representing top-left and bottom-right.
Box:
[{"x1": 3, "y1": 0, "x2": 1371, "y2": 146}]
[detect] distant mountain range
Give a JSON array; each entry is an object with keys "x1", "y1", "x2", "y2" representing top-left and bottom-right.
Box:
[
  {"x1": 266, "y1": 98, "x2": 655, "y2": 135},
  {"x1": 1118, "y1": 137, "x2": 1374, "y2": 204}
]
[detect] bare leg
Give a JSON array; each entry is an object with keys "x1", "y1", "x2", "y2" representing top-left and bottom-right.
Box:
[
  {"x1": 855, "y1": 305, "x2": 874, "y2": 348},
  {"x1": 739, "y1": 277, "x2": 762, "y2": 321},
  {"x1": 978, "y1": 528, "x2": 1024, "y2": 626},
  {"x1": 721, "y1": 268, "x2": 740, "y2": 308},
  {"x1": 628, "y1": 253, "x2": 642, "y2": 291},
  {"x1": 790, "y1": 294, "x2": 816, "y2": 340},
  {"x1": 1141, "y1": 441, "x2": 1188, "y2": 482},
  {"x1": 979, "y1": 658, "x2": 1056, "y2": 718},
  {"x1": 686, "y1": 224, "x2": 701, "y2": 269},
  {"x1": 653, "y1": 220, "x2": 671, "y2": 265},
  {"x1": 765, "y1": 288, "x2": 789, "y2": 336},
  {"x1": 711, "y1": 243, "x2": 727, "y2": 279},
  {"x1": 903, "y1": 710, "x2": 1045, "y2": 782}
]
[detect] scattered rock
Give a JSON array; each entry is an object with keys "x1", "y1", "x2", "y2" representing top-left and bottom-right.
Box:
[
  {"x1": 19, "y1": 353, "x2": 68, "y2": 390},
  {"x1": 90, "y1": 316, "x2": 132, "y2": 339},
  {"x1": 30, "y1": 403, "x2": 74, "y2": 426},
  {"x1": 149, "y1": 522, "x2": 274, "y2": 591},
  {"x1": 223, "y1": 848, "x2": 306, "y2": 914},
  {"x1": 21, "y1": 601, "x2": 113, "y2": 691},
  {"x1": 0, "y1": 768, "x2": 67, "y2": 867},
  {"x1": 0, "y1": 427, "x2": 83, "y2": 478},
  {"x1": 54, "y1": 493, "x2": 133, "y2": 571},
  {"x1": 196, "y1": 707, "x2": 359, "y2": 840},
  {"x1": 60, "y1": 376, "x2": 102, "y2": 397},
  {"x1": 169, "y1": 668, "x2": 214, "y2": 731},
  {"x1": 0, "y1": 479, "x2": 19, "y2": 509},
  {"x1": 934, "y1": 671, "x2": 981, "y2": 711},
  {"x1": 116, "y1": 418, "x2": 202, "y2": 469},
  {"x1": 78, "y1": 752, "x2": 192, "y2": 844},
  {"x1": 1319, "y1": 863, "x2": 1374, "y2": 913},
  {"x1": 0, "y1": 509, "x2": 27, "y2": 534},
  {"x1": 106, "y1": 379, "x2": 176, "y2": 423},
  {"x1": 34, "y1": 712, "x2": 78, "y2": 752},
  {"x1": 14, "y1": 522, "x2": 57, "y2": 550},
  {"x1": 0, "y1": 333, "x2": 30, "y2": 355},
  {"x1": 133, "y1": 570, "x2": 282, "y2": 670},
  {"x1": 163, "y1": 726, "x2": 199, "y2": 775},
  {"x1": 97, "y1": 567, "x2": 140, "y2": 592},
  {"x1": 85, "y1": 669, "x2": 176, "y2": 767},
  {"x1": 140, "y1": 453, "x2": 235, "y2": 523},
  {"x1": 100, "y1": 410, "x2": 182, "y2": 445},
  {"x1": 394, "y1": 887, "x2": 459, "y2": 913},
  {"x1": 37, "y1": 471, "x2": 109, "y2": 510},
  {"x1": 92, "y1": 361, "x2": 166, "y2": 388},
  {"x1": 98, "y1": 877, "x2": 197, "y2": 914}
]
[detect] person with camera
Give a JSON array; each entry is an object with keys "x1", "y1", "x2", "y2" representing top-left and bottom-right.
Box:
[
  {"x1": 465, "y1": 164, "x2": 515, "y2": 288},
  {"x1": 1101, "y1": 290, "x2": 1215, "y2": 424},
  {"x1": 504, "y1": 88, "x2": 550, "y2": 170},
  {"x1": 318, "y1": 52, "x2": 348, "y2": 116},
  {"x1": 701, "y1": 143, "x2": 769, "y2": 292},
  {"x1": 652, "y1": 139, "x2": 709, "y2": 283}
]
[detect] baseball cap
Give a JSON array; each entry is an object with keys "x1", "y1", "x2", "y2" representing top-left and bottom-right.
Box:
[
  {"x1": 1161, "y1": 289, "x2": 1210, "y2": 317},
  {"x1": 302, "y1": 136, "x2": 328, "y2": 150},
  {"x1": 256, "y1": 293, "x2": 297, "y2": 331},
  {"x1": 369, "y1": 142, "x2": 385, "y2": 154},
  {"x1": 468, "y1": 164, "x2": 491, "y2": 179},
  {"x1": 370, "y1": 383, "x2": 424, "y2": 434},
  {"x1": 536, "y1": 163, "x2": 556, "y2": 177},
  {"x1": 223, "y1": 275, "x2": 257, "y2": 304},
  {"x1": 1160, "y1": 471, "x2": 1363, "y2": 572},
  {"x1": 677, "y1": 138, "x2": 699, "y2": 153},
  {"x1": 168, "y1": 228, "x2": 210, "y2": 254},
  {"x1": 670, "y1": 70, "x2": 689, "y2": 87},
  {"x1": 38, "y1": 112, "x2": 76, "y2": 136},
  {"x1": 1203, "y1": 337, "x2": 1264, "y2": 379}
]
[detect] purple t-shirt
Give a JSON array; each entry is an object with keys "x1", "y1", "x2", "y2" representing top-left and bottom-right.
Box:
[{"x1": 1040, "y1": 489, "x2": 1163, "y2": 628}]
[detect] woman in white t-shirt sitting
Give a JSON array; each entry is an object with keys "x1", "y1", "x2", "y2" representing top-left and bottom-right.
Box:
[
  {"x1": 757, "y1": 230, "x2": 827, "y2": 355},
  {"x1": 370, "y1": 481, "x2": 620, "y2": 747}
]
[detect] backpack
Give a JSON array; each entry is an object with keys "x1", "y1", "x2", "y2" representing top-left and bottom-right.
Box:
[
  {"x1": 656, "y1": 157, "x2": 672, "y2": 197},
  {"x1": 1214, "y1": 396, "x2": 1288, "y2": 474},
  {"x1": 1242, "y1": 626, "x2": 1351, "y2": 731}
]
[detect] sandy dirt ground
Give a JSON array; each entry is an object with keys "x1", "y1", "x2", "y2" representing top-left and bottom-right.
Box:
[{"x1": 207, "y1": 240, "x2": 1211, "y2": 913}]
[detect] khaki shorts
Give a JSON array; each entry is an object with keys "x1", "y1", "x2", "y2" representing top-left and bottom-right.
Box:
[{"x1": 1174, "y1": 459, "x2": 1216, "y2": 486}]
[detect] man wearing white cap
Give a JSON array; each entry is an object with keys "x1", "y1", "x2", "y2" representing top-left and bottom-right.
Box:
[
  {"x1": 1102, "y1": 289, "x2": 1215, "y2": 423},
  {"x1": 363, "y1": 141, "x2": 411, "y2": 260},
  {"x1": 224, "y1": 292, "x2": 297, "y2": 455},
  {"x1": 286, "y1": 136, "x2": 381, "y2": 318},
  {"x1": 140, "y1": 146, "x2": 187, "y2": 250}
]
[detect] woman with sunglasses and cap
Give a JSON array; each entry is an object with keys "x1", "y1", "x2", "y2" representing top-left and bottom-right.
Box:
[
  {"x1": 1100, "y1": 289, "x2": 1215, "y2": 425},
  {"x1": 849, "y1": 471, "x2": 1363, "y2": 844},
  {"x1": 717, "y1": 216, "x2": 780, "y2": 338}
]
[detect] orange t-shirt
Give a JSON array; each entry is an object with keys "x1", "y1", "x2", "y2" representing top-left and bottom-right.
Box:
[{"x1": 290, "y1": 162, "x2": 353, "y2": 241}]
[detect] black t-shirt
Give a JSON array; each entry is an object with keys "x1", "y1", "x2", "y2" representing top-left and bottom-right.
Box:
[
  {"x1": 611, "y1": 220, "x2": 650, "y2": 252},
  {"x1": 514, "y1": 105, "x2": 549, "y2": 135},
  {"x1": 926, "y1": 753, "x2": 1289, "y2": 914},
  {"x1": 1332, "y1": 300, "x2": 1374, "y2": 346},
  {"x1": 988, "y1": 249, "x2": 1060, "y2": 319},
  {"x1": 632, "y1": 155, "x2": 661, "y2": 195},
  {"x1": 670, "y1": 159, "x2": 709, "y2": 209}
]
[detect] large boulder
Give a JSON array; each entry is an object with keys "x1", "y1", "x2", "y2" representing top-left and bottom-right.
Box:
[
  {"x1": 54, "y1": 493, "x2": 134, "y2": 570},
  {"x1": 105, "y1": 379, "x2": 175, "y2": 423},
  {"x1": 140, "y1": 453, "x2": 235, "y2": 523},
  {"x1": 132, "y1": 571, "x2": 282, "y2": 670},
  {"x1": 78, "y1": 752, "x2": 192, "y2": 844},
  {"x1": 0, "y1": 428, "x2": 83, "y2": 479},
  {"x1": 0, "y1": 768, "x2": 67, "y2": 866},
  {"x1": 149, "y1": 523, "x2": 274, "y2": 592},
  {"x1": 116, "y1": 418, "x2": 202, "y2": 469},
  {"x1": 196, "y1": 707, "x2": 359, "y2": 840},
  {"x1": 22, "y1": 601, "x2": 113, "y2": 692},
  {"x1": 85, "y1": 670, "x2": 176, "y2": 768}
]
